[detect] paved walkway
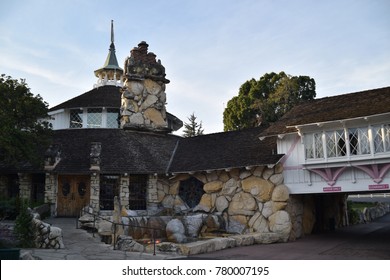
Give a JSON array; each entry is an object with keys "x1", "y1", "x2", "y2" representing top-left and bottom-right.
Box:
[
  {"x1": 20, "y1": 213, "x2": 390, "y2": 260},
  {"x1": 21, "y1": 217, "x2": 176, "y2": 260},
  {"x1": 186, "y1": 213, "x2": 390, "y2": 259}
]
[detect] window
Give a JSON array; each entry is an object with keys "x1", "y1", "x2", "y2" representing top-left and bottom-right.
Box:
[
  {"x1": 305, "y1": 133, "x2": 324, "y2": 159},
  {"x1": 107, "y1": 108, "x2": 120, "y2": 128},
  {"x1": 326, "y1": 130, "x2": 346, "y2": 157},
  {"x1": 70, "y1": 109, "x2": 83, "y2": 128},
  {"x1": 128, "y1": 175, "x2": 147, "y2": 210},
  {"x1": 99, "y1": 175, "x2": 120, "y2": 210},
  {"x1": 179, "y1": 177, "x2": 204, "y2": 208},
  {"x1": 373, "y1": 124, "x2": 390, "y2": 153},
  {"x1": 87, "y1": 108, "x2": 102, "y2": 128},
  {"x1": 348, "y1": 127, "x2": 370, "y2": 155},
  {"x1": 304, "y1": 124, "x2": 390, "y2": 161}
]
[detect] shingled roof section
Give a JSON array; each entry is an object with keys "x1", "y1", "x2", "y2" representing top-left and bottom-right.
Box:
[
  {"x1": 51, "y1": 129, "x2": 180, "y2": 174},
  {"x1": 49, "y1": 85, "x2": 121, "y2": 112},
  {"x1": 260, "y1": 86, "x2": 390, "y2": 137},
  {"x1": 169, "y1": 126, "x2": 283, "y2": 174}
]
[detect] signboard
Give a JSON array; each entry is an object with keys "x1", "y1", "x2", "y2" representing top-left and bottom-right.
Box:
[
  {"x1": 323, "y1": 186, "x2": 342, "y2": 192},
  {"x1": 368, "y1": 184, "x2": 389, "y2": 190}
]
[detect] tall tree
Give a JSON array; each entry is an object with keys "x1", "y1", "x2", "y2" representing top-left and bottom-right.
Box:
[
  {"x1": 182, "y1": 113, "x2": 204, "y2": 137},
  {"x1": 223, "y1": 72, "x2": 316, "y2": 131},
  {"x1": 0, "y1": 74, "x2": 52, "y2": 167}
]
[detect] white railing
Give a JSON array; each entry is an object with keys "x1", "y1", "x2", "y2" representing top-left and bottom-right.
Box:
[{"x1": 349, "y1": 193, "x2": 389, "y2": 198}]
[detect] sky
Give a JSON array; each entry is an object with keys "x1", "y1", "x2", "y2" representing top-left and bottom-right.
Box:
[{"x1": 1, "y1": 0, "x2": 389, "y2": 134}]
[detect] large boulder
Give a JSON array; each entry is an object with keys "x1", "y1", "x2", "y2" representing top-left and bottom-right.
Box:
[
  {"x1": 182, "y1": 214, "x2": 205, "y2": 238},
  {"x1": 271, "y1": 184, "x2": 289, "y2": 202},
  {"x1": 268, "y1": 210, "x2": 292, "y2": 242},
  {"x1": 194, "y1": 194, "x2": 213, "y2": 212},
  {"x1": 166, "y1": 219, "x2": 187, "y2": 243},
  {"x1": 204, "y1": 181, "x2": 223, "y2": 193},
  {"x1": 227, "y1": 215, "x2": 248, "y2": 234},
  {"x1": 241, "y1": 176, "x2": 274, "y2": 202},
  {"x1": 248, "y1": 212, "x2": 269, "y2": 233},
  {"x1": 228, "y1": 192, "x2": 257, "y2": 216}
]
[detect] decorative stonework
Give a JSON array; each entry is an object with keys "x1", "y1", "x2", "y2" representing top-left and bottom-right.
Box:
[
  {"x1": 44, "y1": 174, "x2": 57, "y2": 216},
  {"x1": 18, "y1": 173, "x2": 31, "y2": 200},
  {"x1": 154, "y1": 163, "x2": 292, "y2": 242},
  {"x1": 89, "y1": 173, "x2": 100, "y2": 212},
  {"x1": 120, "y1": 42, "x2": 170, "y2": 132}
]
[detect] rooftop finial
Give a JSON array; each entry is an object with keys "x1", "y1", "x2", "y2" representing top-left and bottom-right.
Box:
[
  {"x1": 111, "y1": 20, "x2": 114, "y2": 44},
  {"x1": 93, "y1": 20, "x2": 123, "y2": 88}
]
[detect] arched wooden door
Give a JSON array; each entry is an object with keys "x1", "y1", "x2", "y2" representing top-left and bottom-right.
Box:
[{"x1": 57, "y1": 175, "x2": 90, "y2": 217}]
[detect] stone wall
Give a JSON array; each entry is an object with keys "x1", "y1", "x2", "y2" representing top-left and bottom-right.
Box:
[
  {"x1": 18, "y1": 173, "x2": 31, "y2": 200},
  {"x1": 156, "y1": 164, "x2": 292, "y2": 243},
  {"x1": 44, "y1": 173, "x2": 57, "y2": 216},
  {"x1": 286, "y1": 193, "x2": 348, "y2": 238},
  {"x1": 147, "y1": 175, "x2": 159, "y2": 211},
  {"x1": 119, "y1": 175, "x2": 130, "y2": 208},
  {"x1": 90, "y1": 173, "x2": 100, "y2": 213}
]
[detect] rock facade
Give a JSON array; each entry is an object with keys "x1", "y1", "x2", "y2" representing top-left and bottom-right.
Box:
[
  {"x1": 156, "y1": 164, "x2": 292, "y2": 243},
  {"x1": 31, "y1": 211, "x2": 64, "y2": 249},
  {"x1": 121, "y1": 41, "x2": 169, "y2": 131}
]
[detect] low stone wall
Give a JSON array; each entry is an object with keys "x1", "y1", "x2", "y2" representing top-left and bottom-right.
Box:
[
  {"x1": 352, "y1": 202, "x2": 390, "y2": 224},
  {"x1": 30, "y1": 209, "x2": 64, "y2": 249}
]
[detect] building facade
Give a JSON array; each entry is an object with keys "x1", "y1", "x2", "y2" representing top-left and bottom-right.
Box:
[{"x1": 1, "y1": 22, "x2": 389, "y2": 241}]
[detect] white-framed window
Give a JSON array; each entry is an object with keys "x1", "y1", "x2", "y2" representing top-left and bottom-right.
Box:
[
  {"x1": 69, "y1": 109, "x2": 83, "y2": 128},
  {"x1": 106, "y1": 108, "x2": 120, "y2": 128},
  {"x1": 304, "y1": 132, "x2": 324, "y2": 159},
  {"x1": 373, "y1": 124, "x2": 390, "y2": 153},
  {"x1": 87, "y1": 108, "x2": 102, "y2": 128},
  {"x1": 68, "y1": 107, "x2": 120, "y2": 129},
  {"x1": 348, "y1": 127, "x2": 370, "y2": 155},
  {"x1": 325, "y1": 130, "x2": 346, "y2": 157},
  {"x1": 304, "y1": 124, "x2": 390, "y2": 160}
]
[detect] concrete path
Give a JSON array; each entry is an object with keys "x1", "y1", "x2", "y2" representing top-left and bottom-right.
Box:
[
  {"x1": 21, "y1": 217, "x2": 176, "y2": 260},
  {"x1": 20, "y1": 213, "x2": 390, "y2": 260}
]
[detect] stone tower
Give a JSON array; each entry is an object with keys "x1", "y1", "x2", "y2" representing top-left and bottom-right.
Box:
[{"x1": 120, "y1": 41, "x2": 170, "y2": 132}]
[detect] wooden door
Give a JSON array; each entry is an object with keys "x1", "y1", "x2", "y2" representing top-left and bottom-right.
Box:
[{"x1": 57, "y1": 175, "x2": 90, "y2": 217}]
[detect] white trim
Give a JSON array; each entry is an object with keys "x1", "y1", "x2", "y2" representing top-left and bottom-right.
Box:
[
  {"x1": 287, "y1": 112, "x2": 390, "y2": 131},
  {"x1": 48, "y1": 109, "x2": 65, "y2": 115}
]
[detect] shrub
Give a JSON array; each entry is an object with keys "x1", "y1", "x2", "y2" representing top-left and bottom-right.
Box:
[
  {"x1": 0, "y1": 197, "x2": 20, "y2": 220},
  {"x1": 14, "y1": 199, "x2": 34, "y2": 248}
]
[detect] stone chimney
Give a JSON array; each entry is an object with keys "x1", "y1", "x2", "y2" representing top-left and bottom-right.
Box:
[{"x1": 120, "y1": 41, "x2": 170, "y2": 132}]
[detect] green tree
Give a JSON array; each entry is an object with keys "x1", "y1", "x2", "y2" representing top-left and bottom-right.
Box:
[
  {"x1": 0, "y1": 74, "x2": 52, "y2": 167},
  {"x1": 182, "y1": 113, "x2": 204, "y2": 137},
  {"x1": 223, "y1": 72, "x2": 316, "y2": 131}
]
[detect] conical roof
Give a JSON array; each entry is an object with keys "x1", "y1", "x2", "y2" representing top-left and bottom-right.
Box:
[{"x1": 94, "y1": 20, "x2": 123, "y2": 77}]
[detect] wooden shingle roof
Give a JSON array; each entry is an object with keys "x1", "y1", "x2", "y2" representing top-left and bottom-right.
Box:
[
  {"x1": 169, "y1": 126, "x2": 282, "y2": 173},
  {"x1": 46, "y1": 126, "x2": 282, "y2": 175},
  {"x1": 51, "y1": 129, "x2": 180, "y2": 174},
  {"x1": 49, "y1": 86, "x2": 121, "y2": 111},
  {"x1": 260, "y1": 86, "x2": 390, "y2": 137}
]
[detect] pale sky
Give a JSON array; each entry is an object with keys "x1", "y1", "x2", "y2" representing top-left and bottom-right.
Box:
[{"x1": 1, "y1": 0, "x2": 389, "y2": 134}]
